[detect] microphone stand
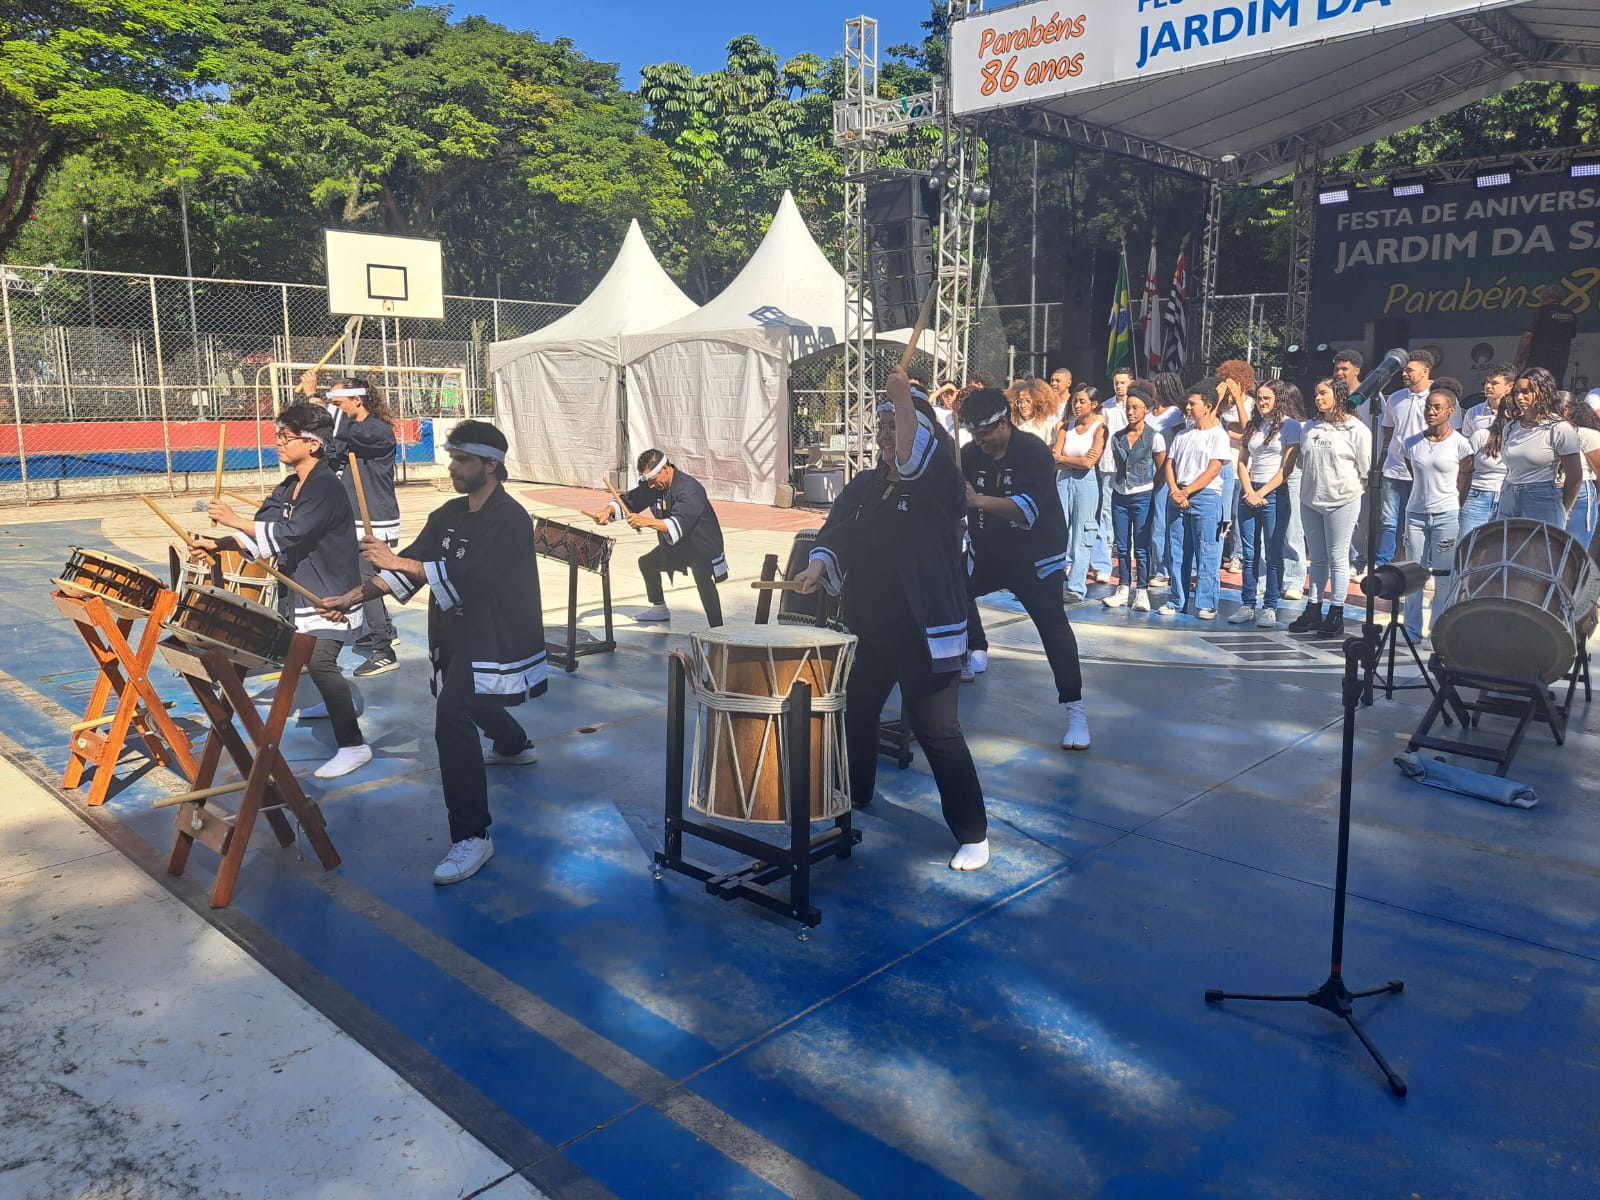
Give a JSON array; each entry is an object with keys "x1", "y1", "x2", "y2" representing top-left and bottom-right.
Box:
[{"x1": 1204, "y1": 351, "x2": 1409, "y2": 1097}]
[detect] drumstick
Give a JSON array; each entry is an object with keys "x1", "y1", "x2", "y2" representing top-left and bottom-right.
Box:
[
  {"x1": 247, "y1": 557, "x2": 347, "y2": 620},
  {"x1": 310, "y1": 315, "x2": 363, "y2": 376},
  {"x1": 750, "y1": 579, "x2": 809, "y2": 591},
  {"x1": 224, "y1": 490, "x2": 263, "y2": 509},
  {"x1": 139, "y1": 494, "x2": 195, "y2": 543},
  {"x1": 897, "y1": 287, "x2": 937, "y2": 372},
  {"x1": 603, "y1": 478, "x2": 642, "y2": 535},
  {"x1": 349, "y1": 456, "x2": 374, "y2": 539},
  {"x1": 212, "y1": 426, "x2": 226, "y2": 501}
]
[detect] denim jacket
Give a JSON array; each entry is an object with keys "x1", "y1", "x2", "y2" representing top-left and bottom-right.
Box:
[{"x1": 1112, "y1": 423, "x2": 1159, "y2": 490}]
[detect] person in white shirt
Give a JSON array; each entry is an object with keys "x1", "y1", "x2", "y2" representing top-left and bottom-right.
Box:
[
  {"x1": 1049, "y1": 367, "x2": 1075, "y2": 425},
  {"x1": 1495, "y1": 367, "x2": 1581, "y2": 526},
  {"x1": 1376, "y1": 349, "x2": 1436, "y2": 566},
  {"x1": 1214, "y1": 360, "x2": 1258, "y2": 571},
  {"x1": 1145, "y1": 371, "x2": 1187, "y2": 586},
  {"x1": 1008, "y1": 377, "x2": 1058, "y2": 444},
  {"x1": 1158, "y1": 378, "x2": 1231, "y2": 618},
  {"x1": 1052, "y1": 386, "x2": 1107, "y2": 601},
  {"x1": 1102, "y1": 381, "x2": 1167, "y2": 611},
  {"x1": 1289, "y1": 378, "x2": 1372, "y2": 637},
  {"x1": 1400, "y1": 389, "x2": 1473, "y2": 635},
  {"x1": 1562, "y1": 396, "x2": 1600, "y2": 549},
  {"x1": 1231, "y1": 380, "x2": 1303, "y2": 629},
  {"x1": 1458, "y1": 363, "x2": 1514, "y2": 537},
  {"x1": 1090, "y1": 369, "x2": 1132, "y2": 581}
]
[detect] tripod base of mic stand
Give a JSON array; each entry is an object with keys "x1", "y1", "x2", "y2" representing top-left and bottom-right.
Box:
[{"x1": 1205, "y1": 974, "x2": 1408, "y2": 1096}]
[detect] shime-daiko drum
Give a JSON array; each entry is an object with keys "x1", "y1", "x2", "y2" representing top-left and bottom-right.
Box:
[
  {"x1": 54, "y1": 548, "x2": 165, "y2": 619},
  {"x1": 164, "y1": 584, "x2": 295, "y2": 670},
  {"x1": 686, "y1": 624, "x2": 856, "y2": 823},
  {"x1": 1431, "y1": 518, "x2": 1600, "y2": 685}
]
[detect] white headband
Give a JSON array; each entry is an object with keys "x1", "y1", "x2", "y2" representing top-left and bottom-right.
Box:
[
  {"x1": 279, "y1": 428, "x2": 323, "y2": 448},
  {"x1": 328, "y1": 387, "x2": 366, "y2": 397},
  {"x1": 962, "y1": 408, "x2": 1006, "y2": 430},
  {"x1": 446, "y1": 440, "x2": 506, "y2": 462},
  {"x1": 640, "y1": 457, "x2": 668, "y2": 481}
]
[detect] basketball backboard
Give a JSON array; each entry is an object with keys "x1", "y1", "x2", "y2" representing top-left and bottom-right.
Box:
[{"x1": 324, "y1": 230, "x2": 445, "y2": 320}]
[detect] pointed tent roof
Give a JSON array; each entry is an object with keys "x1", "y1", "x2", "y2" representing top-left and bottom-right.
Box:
[
  {"x1": 488, "y1": 220, "x2": 697, "y2": 372},
  {"x1": 623, "y1": 192, "x2": 850, "y2": 363}
]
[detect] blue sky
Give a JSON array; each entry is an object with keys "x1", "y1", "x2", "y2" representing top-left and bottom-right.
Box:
[{"x1": 466, "y1": 2, "x2": 936, "y2": 86}]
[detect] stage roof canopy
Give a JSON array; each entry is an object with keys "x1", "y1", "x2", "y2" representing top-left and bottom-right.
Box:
[{"x1": 952, "y1": 1, "x2": 1600, "y2": 183}]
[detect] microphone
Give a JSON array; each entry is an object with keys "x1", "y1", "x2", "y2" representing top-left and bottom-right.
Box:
[{"x1": 1345, "y1": 347, "x2": 1408, "y2": 409}]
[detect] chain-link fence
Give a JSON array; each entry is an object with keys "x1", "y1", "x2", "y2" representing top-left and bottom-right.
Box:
[
  {"x1": 1208, "y1": 292, "x2": 1290, "y2": 376},
  {"x1": 788, "y1": 341, "x2": 939, "y2": 497},
  {"x1": 0, "y1": 265, "x2": 570, "y2": 502}
]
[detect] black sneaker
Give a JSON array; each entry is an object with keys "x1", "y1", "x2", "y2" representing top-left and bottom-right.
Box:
[{"x1": 353, "y1": 650, "x2": 399, "y2": 677}]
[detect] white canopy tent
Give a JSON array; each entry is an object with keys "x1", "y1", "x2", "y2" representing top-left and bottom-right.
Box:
[
  {"x1": 487, "y1": 220, "x2": 697, "y2": 487},
  {"x1": 620, "y1": 192, "x2": 851, "y2": 505}
]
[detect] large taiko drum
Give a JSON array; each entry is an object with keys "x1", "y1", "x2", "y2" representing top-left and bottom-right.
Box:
[
  {"x1": 1432, "y1": 519, "x2": 1600, "y2": 684},
  {"x1": 164, "y1": 584, "x2": 295, "y2": 669},
  {"x1": 179, "y1": 549, "x2": 278, "y2": 610},
  {"x1": 687, "y1": 625, "x2": 856, "y2": 824},
  {"x1": 54, "y1": 548, "x2": 165, "y2": 619}
]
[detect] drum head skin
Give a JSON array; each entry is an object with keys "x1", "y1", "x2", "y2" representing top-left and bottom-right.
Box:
[{"x1": 1431, "y1": 597, "x2": 1576, "y2": 685}]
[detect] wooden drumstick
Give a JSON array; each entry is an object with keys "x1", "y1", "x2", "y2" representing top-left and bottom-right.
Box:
[
  {"x1": 224, "y1": 490, "x2": 263, "y2": 509},
  {"x1": 247, "y1": 557, "x2": 347, "y2": 621},
  {"x1": 603, "y1": 477, "x2": 642, "y2": 535},
  {"x1": 139, "y1": 494, "x2": 196, "y2": 543},
  {"x1": 349, "y1": 456, "x2": 374, "y2": 540},
  {"x1": 750, "y1": 579, "x2": 808, "y2": 590},
  {"x1": 212, "y1": 426, "x2": 227, "y2": 501},
  {"x1": 897, "y1": 287, "x2": 937, "y2": 372}
]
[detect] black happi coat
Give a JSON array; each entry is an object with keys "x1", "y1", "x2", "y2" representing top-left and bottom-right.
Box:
[
  {"x1": 962, "y1": 427, "x2": 1070, "y2": 580},
  {"x1": 380, "y1": 484, "x2": 547, "y2": 703},
  {"x1": 810, "y1": 407, "x2": 969, "y2": 674},
  {"x1": 246, "y1": 461, "x2": 364, "y2": 639},
  {"x1": 616, "y1": 468, "x2": 729, "y2": 580},
  {"x1": 327, "y1": 409, "x2": 400, "y2": 544}
]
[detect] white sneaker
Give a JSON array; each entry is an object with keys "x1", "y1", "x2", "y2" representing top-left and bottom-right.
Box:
[
  {"x1": 1256, "y1": 608, "x2": 1277, "y2": 629},
  {"x1": 314, "y1": 743, "x2": 372, "y2": 779},
  {"x1": 1227, "y1": 606, "x2": 1257, "y2": 624},
  {"x1": 1061, "y1": 700, "x2": 1090, "y2": 750},
  {"x1": 1156, "y1": 603, "x2": 1180, "y2": 616},
  {"x1": 969, "y1": 649, "x2": 988, "y2": 674},
  {"x1": 949, "y1": 839, "x2": 990, "y2": 871},
  {"x1": 634, "y1": 604, "x2": 671, "y2": 622},
  {"x1": 433, "y1": 836, "x2": 493, "y2": 885},
  {"x1": 1102, "y1": 586, "x2": 1129, "y2": 609},
  {"x1": 959, "y1": 653, "x2": 975, "y2": 683},
  {"x1": 484, "y1": 740, "x2": 538, "y2": 765},
  {"x1": 1131, "y1": 589, "x2": 1151, "y2": 612},
  {"x1": 1282, "y1": 587, "x2": 1304, "y2": 601},
  {"x1": 297, "y1": 700, "x2": 329, "y2": 719}
]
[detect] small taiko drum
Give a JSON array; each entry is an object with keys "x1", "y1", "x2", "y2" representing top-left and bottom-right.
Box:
[
  {"x1": 164, "y1": 584, "x2": 294, "y2": 669},
  {"x1": 179, "y1": 549, "x2": 278, "y2": 609},
  {"x1": 687, "y1": 624, "x2": 856, "y2": 824},
  {"x1": 534, "y1": 517, "x2": 613, "y2": 573},
  {"x1": 1432, "y1": 518, "x2": 1600, "y2": 684},
  {"x1": 54, "y1": 548, "x2": 165, "y2": 619}
]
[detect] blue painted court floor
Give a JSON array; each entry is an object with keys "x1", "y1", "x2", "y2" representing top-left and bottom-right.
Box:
[{"x1": 2, "y1": 489, "x2": 1597, "y2": 1198}]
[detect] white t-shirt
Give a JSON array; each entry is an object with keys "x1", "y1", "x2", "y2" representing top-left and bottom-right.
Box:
[
  {"x1": 1467, "y1": 428, "x2": 1508, "y2": 495},
  {"x1": 1244, "y1": 419, "x2": 1302, "y2": 485},
  {"x1": 1501, "y1": 419, "x2": 1580, "y2": 486},
  {"x1": 1097, "y1": 401, "x2": 1127, "y2": 473},
  {"x1": 1018, "y1": 415, "x2": 1056, "y2": 445},
  {"x1": 1461, "y1": 401, "x2": 1496, "y2": 437},
  {"x1": 1403, "y1": 429, "x2": 1472, "y2": 515},
  {"x1": 1382, "y1": 388, "x2": 1429, "y2": 480},
  {"x1": 1576, "y1": 426, "x2": 1600, "y2": 483},
  {"x1": 1168, "y1": 423, "x2": 1231, "y2": 493},
  {"x1": 1111, "y1": 430, "x2": 1167, "y2": 496},
  {"x1": 1148, "y1": 407, "x2": 1185, "y2": 439}
]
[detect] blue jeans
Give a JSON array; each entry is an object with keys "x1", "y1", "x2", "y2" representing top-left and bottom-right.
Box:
[
  {"x1": 1090, "y1": 472, "x2": 1115, "y2": 573},
  {"x1": 1239, "y1": 481, "x2": 1291, "y2": 610},
  {"x1": 1457, "y1": 488, "x2": 1499, "y2": 539},
  {"x1": 1402, "y1": 507, "x2": 1459, "y2": 633},
  {"x1": 1148, "y1": 481, "x2": 1172, "y2": 579},
  {"x1": 1565, "y1": 480, "x2": 1597, "y2": 549},
  {"x1": 1218, "y1": 461, "x2": 1239, "y2": 556},
  {"x1": 1111, "y1": 489, "x2": 1155, "y2": 590},
  {"x1": 1166, "y1": 489, "x2": 1222, "y2": 612},
  {"x1": 1281, "y1": 489, "x2": 1307, "y2": 595},
  {"x1": 1057, "y1": 470, "x2": 1101, "y2": 597},
  {"x1": 1497, "y1": 481, "x2": 1566, "y2": 526},
  {"x1": 1377, "y1": 476, "x2": 1413, "y2": 564}
]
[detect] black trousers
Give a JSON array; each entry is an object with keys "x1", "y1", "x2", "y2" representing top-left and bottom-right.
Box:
[
  {"x1": 435, "y1": 648, "x2": 529, "y2": 843},
  {"x1": 846, "y1": 628, "x2": 986, "y2": 846},
  {"x1": 354, "y1": 550, "x2": 396, "y2": 654},
  {"x1": 639, "y1": 546, "x2": 723, "y2": 626},
  {"x1": 966, "y1": 559, "x2": 1083, "y2": 704},
  {"x1": 305, "y1": 637, "x2": 363, "y2": 748}
]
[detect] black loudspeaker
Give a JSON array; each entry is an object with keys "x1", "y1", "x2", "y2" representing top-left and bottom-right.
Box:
[
  {"x1": 1363, "y1": 317, "x2": 1410, "y2": 381},
  {"x1": 866, "y1": 173, "x2": 935, "y2": 331}
]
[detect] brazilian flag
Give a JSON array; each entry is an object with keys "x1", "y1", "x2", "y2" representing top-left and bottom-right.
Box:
[{"x1": 1106, "y1": 244, "x2": 1133, "y2": 380}]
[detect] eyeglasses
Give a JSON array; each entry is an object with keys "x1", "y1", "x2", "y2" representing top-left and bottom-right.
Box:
[{"x1": 275, "y1": 431, "x2": 306, "y2": 443}]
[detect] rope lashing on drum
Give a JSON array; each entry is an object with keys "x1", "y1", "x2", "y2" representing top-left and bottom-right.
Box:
[{"x1": 683, "y1": 676, "x2": 847, "y2": 715}]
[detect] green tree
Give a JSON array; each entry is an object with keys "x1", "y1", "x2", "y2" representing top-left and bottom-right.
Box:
[{"x1": 0, "y1": 0, "x2": 242, "y2": 257}]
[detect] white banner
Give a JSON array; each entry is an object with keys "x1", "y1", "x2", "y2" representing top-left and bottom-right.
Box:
[{"x1": 949, "y1": 0, "x2": 1515, "y2": 116}]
